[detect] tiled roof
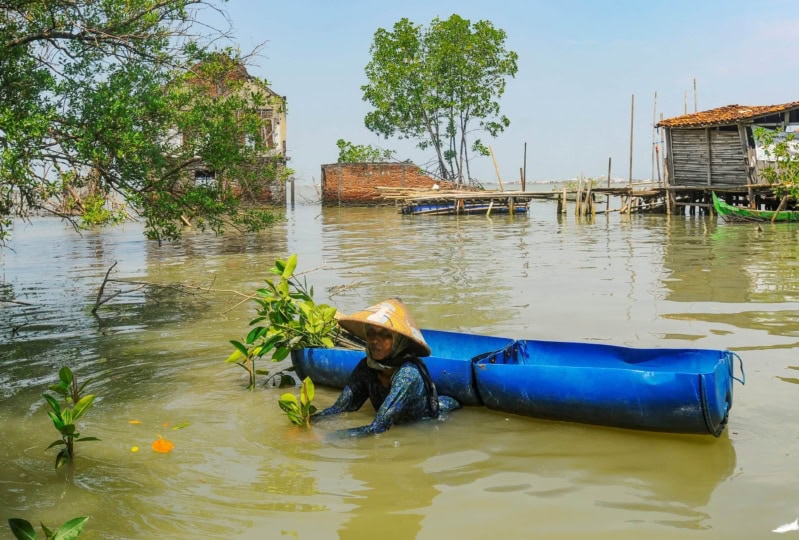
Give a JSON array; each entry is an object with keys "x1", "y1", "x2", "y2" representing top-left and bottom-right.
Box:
[{"x1": 657, "y1": 101, "x2": 799, "y2": 128}]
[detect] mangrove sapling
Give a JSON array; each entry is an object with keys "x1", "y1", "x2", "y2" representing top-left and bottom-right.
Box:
[
  {"x1": 43, "y1": 367, "x2": 99, "y2": 469},
  {"x1": 279, "y1": 377, "x2": 317, "y2": 428},
  {"x1": 226, "y1": 254, "x2": 340, "y2": 389},
  {"x1": 8, "y1": 516, "x2": 88, "y2": 540}
]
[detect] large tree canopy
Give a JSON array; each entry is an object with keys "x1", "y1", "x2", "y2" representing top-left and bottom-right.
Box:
[
  {"x1": 361, "y1": 14, "x2": 518, "y2": 183},
  {"x1": 0, "y1": 0, "x2": 283, "y2": 244}
]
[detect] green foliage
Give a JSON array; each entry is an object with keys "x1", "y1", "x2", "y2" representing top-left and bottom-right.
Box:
[
  {"x1": 43, "y1": 367, "x2": 99, "y2": 469},
  {"x1": 0, "y1": 2, "x2": 284, "y2": 245},
  {"x1": 362, "y1": 14, "x2": 518, "y2": 184},
  {"x1": 278, "y1": 377, "x2": 317, "y2": 428},
  {"x1": 754, "y1": 127, "x2": 799, "y2": 200},
  {"x1": 8, "y1": 516, "x2": 88, "y2": 540},
  {"x1": 78, "y1": 195, "x2": 127, "y2": 228},
  {"x1": 336, "y1": 139, "x2": 395, "y2": 163},
  {"x1": 227, "y1": 254, "x2": 339, "y2": 389}
]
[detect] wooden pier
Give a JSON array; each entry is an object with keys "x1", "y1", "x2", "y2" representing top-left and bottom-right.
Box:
[
  {"x1": 376, "y1": 186, "x2": 540, "y2": 216},
  {"x1": 377, "y1": 183, "x2": 791, "y2": 218}
]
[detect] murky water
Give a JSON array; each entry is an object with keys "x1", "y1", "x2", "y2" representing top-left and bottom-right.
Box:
[{"x1": 2, "y1": 191, "x2": 798, "y2": 539}]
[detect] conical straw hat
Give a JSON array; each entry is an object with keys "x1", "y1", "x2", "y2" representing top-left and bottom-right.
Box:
[{"x1": 337, "y1": 298, "x2": 431, "y2": 357}]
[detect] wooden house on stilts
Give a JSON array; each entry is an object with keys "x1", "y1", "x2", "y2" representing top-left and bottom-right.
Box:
[{"x1": 657, "y1": 100, "x2": 799, "y2": 211}]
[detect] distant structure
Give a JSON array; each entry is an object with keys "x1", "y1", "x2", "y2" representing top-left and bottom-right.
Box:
[
  {"x1": 657, "y1": 100, "x2": 799, "y2": 195},
  {"x1": 176, "y1": 54, "x2": 288, "y2": 204},
  {"x1": 320, "y1": 162, "x2": 459, "y2": 205}
]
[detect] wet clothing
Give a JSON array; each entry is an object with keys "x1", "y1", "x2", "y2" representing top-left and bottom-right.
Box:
[{"x1": 312, "y1": 355, "x2": 460, "y2": 437}]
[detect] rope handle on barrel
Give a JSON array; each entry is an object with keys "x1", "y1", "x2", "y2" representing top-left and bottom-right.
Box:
[{"x1": 728, "y1": 351, "x2": 746, "y2": 385}]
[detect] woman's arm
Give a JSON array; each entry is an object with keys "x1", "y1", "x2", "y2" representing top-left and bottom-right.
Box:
[{"x1": 311, "y1": 358, "x2": 370, "y2": 420}]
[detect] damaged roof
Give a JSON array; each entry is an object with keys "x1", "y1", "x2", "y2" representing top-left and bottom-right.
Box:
[{"x1": 657, "y1": 101, "x2": 799, "y2": 128}]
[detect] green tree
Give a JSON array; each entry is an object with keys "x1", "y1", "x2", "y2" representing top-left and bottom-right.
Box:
[
  {"x1": 335, "y1": 139, "x2": 395, "y2": 163},
  {"x1": 0, "y1": 1, "x2": 285, "y2": 244},
  {"x1": 361, "y1": 14, "x2": 518, "y2": 184},
  {"x1": 754, "y1": 126, "x2": 799, "y2": 200}
]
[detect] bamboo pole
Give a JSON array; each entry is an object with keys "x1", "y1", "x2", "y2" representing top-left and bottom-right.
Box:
[
  {"x1": 606, "y1": 157, "x2": 611, "y2": 214},
  {"x1": 772, "y1": 195, "x2": 789, "y2": 223},
  {"x1": 523, "y1": 142, "x2": 527, "y2": 192},
  {"x1": 652, "y1": 91, "x2": 657, "y2": 183},
  {"x1": 489, "y1": 145, "x2": 504, "y2": 192},
  {"x1": 629, "y1": 94, "x2": 635, "y2": 188}
]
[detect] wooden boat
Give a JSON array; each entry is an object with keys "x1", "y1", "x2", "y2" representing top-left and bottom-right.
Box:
[
  {"x1": 712, "y1": 192, "x2": 799, "y2": 222},
  {"x1": 400, "y1": 201, "x2": 529, "y2": 216},
  {"x1": 291, "y1": 329, "x2": 745, "y2": 436}
]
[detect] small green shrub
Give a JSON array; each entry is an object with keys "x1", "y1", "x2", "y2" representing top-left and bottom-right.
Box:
[
  {"x1": 279, "y1": 377, "x2": 317, "y2": 428},
  {"x1": 43, "y1": 367, "x2": 99, "y2": 469},
  {"x1": 226, "y1": 254, "x2": 339, "y2": 389}
]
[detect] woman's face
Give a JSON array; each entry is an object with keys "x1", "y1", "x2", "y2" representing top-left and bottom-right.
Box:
[{"x1": 366, "y1": 326, "x2": 394, "y2": 361}]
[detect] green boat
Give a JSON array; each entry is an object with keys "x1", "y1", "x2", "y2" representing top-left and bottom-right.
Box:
[{"x1": 712, "y1": 192, "x2": 799, "y2": 223}]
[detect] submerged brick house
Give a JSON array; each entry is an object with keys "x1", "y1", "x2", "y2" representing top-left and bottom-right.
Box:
[
  {"x1": 320, "y1": 162, "x2": 460, "y2": 205},
  {"x1": 172, "y1": 55, "x2": 288, "y2": 204}
]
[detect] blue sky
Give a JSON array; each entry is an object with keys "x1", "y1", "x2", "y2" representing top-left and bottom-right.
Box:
[{"x1": 199, "y1": 0, "x2": 799, "y2": 184}]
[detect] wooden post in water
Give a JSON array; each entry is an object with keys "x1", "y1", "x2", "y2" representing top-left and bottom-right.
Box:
[
  {"x1": 651, "y1": 91, "x2": 657, "y2": 183},
  {"x1": 522, "y1": 142, "x2": 527, "y2": 192},
  {"x1": 606, "y1": 157, "x2": 611, "y2": 214},
  {"x1": 489, "y1": 145, "x2": 504, "y2": 192}
]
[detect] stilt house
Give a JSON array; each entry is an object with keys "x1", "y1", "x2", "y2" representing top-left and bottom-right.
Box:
[{"x1": 657, "y1": 101, "x2": 799, "y2": 188}]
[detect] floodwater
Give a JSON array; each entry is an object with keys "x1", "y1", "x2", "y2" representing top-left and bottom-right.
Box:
[{"x1": 1, "y1": 189, "x2": 798, "y2": 539}]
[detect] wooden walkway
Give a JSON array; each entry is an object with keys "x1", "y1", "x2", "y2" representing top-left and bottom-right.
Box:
[
  {"x1": 377, "y1": 183, "x2": 791, "y2": 217},
  {"x1": 376, "y1": 186, "x2": 539, "y2": 215}
]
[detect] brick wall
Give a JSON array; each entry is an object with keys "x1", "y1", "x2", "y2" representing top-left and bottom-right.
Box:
[{"x1": 320, "y1": 163, "x2": 460, "y2": 205}]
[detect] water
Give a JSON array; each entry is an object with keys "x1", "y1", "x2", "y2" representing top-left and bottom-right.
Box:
[{"x1": 2, "y1": 192, "x2": 798, "y2": 539}]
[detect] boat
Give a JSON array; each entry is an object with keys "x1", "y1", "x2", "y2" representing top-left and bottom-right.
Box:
[
  {"x1": 712, "y1": 192, "x2": 799, "y2": 223},
  {"x1": 290, "y1": 330, "x2": 745, "y2": 436},
  {"x1": 400, "y1": 199, "x2": 529, "y2": 216}
]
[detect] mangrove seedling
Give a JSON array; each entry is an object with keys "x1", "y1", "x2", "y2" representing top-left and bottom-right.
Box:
[
  {"x1": 8, "y1": 516, "x2": 88, "y2": 540},
  {"x1": 279, "y1": 377, "x2": 317, "y2": 428},
  {"x1": 43, "y1": 367, "x2": 99, "y2": 469},
  {"x1": 226, "y1": 254, "x2": 339, "y2": 389}
]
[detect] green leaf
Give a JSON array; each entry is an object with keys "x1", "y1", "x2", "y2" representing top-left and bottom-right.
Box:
[
  {"x1": 272, "y1": 346, "x2": 291, "y2": 362},
  {"x1": 229, "y1": 340, "x2": 249, "y2": 357},
  {"x1": 46, "y1": 439, "x2": 66, "y2": 450},
  {"x1": 71, "y1": 395, "x2": 95, "y2": 422},
  {"x1": 58, "y1": 367, "x2": 74, "y2": 386},
  {"x1": 225, "y1": 349, "x2": 243, "y2": 363},
  {"x1": 7, "y1": 518, "x2": 37, "y2": 540},
  {"x1": 278, "y1": 374, "x2": 295, "y2": 388},
  {"x1": 47, "y1": 411, "x2": 65, "y2": 430},
  {"x1": 282, "y1": 254, "x2": 298, "y2": 279},
  {"x1": 301, "y1": 377, "x2": 315, "y2": 405},
  {"x1": 48, "y1": 384, "x2": 68, "y2": 397},
  {"x1": 51, "y1": 516, "x2": 89, "y2": 540},
  {"x1": 43, "y1": 394, "x2": 61, "y2": 414},
  {"x1": 279, "y1": 393, "x2": 298, "y2": 407}
]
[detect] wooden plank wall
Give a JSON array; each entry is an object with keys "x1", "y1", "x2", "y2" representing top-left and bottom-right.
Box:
[{"x1": 670, "y1": 129, "x2": 748, "y2": 186}]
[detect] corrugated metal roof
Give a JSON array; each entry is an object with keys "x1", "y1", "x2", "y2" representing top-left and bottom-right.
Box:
[{"x1": 657, "y1": 101, "x2": 799, "y2": 128}]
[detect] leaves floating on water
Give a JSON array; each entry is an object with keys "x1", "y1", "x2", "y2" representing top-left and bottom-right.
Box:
[
  {"x1": 151, "y1": 435, "x2": 175, "y2": 454},
  {"x1": 128, "y1": 420, "x2": 141, "y2": 425}
]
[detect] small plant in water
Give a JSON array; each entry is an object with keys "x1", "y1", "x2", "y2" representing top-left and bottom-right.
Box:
[
  {"x1": 43, "y1": 367, "x2": 99, "y2": 469},
  {"x1": 8, "y1": 516, "x2": 88, "y2": 540},
  {"x1": 226, "y1": 254, "x2": 339, "y2": 389},
  {"x1": 279, "y1": 377, "x2": 317, "y2": 427}
]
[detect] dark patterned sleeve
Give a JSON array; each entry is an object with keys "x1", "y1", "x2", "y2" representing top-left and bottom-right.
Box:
[
  {"x1": 311, "y1": 358, "x2": 371, "y2": 420},
  {"x1": 335, "y1": 363, "x2": 427, "y2": 437}
]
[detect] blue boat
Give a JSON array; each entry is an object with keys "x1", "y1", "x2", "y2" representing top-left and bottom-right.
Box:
[{"x1": 291, "y1": 330, "x2": 745, "y2": 436}]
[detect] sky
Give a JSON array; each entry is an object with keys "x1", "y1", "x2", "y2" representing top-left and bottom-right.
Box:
[{"x1": 198, "y1": 0, "x2": 799, "y2": 185}]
